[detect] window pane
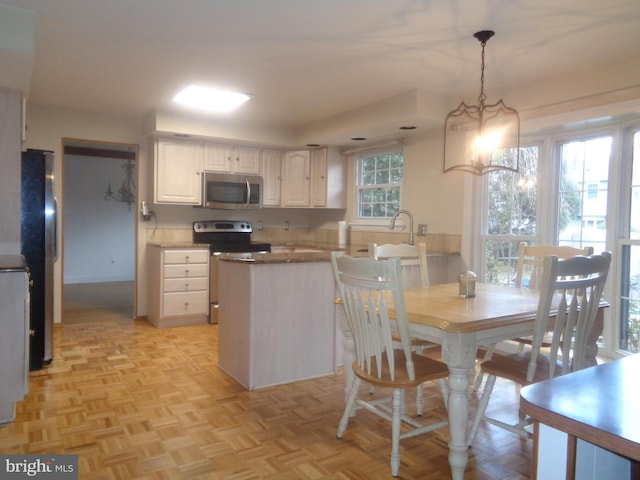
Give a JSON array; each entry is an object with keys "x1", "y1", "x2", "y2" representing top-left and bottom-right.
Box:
[
  {"x1": 357, "y1": 150, "x2": 403, "y2": 219},
  {"x1": 486, "y1": 146, "x2": 538, "y2": 235},
  {"x1": 485, "y1": 239, "x2": 522, "y2": 286},
  {"x1": 620, "y1": 244, "x2": 640, "y2": 353},
  {"x1": 632, "y1": 132, "x2": 640, "y2": 240},
  {"x1": 558, "y1": 137, "x2": 610, "y2": 251}
]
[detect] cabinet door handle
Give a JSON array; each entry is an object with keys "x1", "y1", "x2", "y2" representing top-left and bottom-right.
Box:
[{"x1": 184, "y1": 269, "x2": 190, "y2": 276}]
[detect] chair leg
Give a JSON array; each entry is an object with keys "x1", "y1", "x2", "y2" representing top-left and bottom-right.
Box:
[
  {"x1": 390, "y1": 388, "x2": 404, "y2": 477},
  {"x1": 473, "y1": 344, "x2": 495, "y2": 391},
  {"x1": 438, "y1": 378, "x2": 449, "y2": 410},
  {"x1": 467, "y1": 374, "x2": 497, "y2": 446},
  {"x1": 416, "y1": 384, "x2": 424, "y2": 416},
  {"x1": 337, "y1": 377, "x2": 361, "y2": 438}
]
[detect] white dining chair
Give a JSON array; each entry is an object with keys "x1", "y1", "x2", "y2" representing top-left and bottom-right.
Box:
[
  {"x1": 331, "y1": 252, "x2": 449, "y2": 477},
  {"x1": 467, "y1": 251, "x2": 611, "y2": 444},
  {"x1": 368, "y1": 242, "x2": 429, "y2": 287},
  {"x1": 473, "y1": 242, "x2": 595, "y2": 391}
]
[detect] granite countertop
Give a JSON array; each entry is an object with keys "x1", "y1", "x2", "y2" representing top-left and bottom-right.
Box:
[
  {"x1": 219, "y1": 251, "x2": 332, "y2": 264},
  {"x1": 147, "y1": 241, "x2": 458, "y2": 264},
  {"x1": 148, "y1": 242, "x2": 210, "y2": 249}
]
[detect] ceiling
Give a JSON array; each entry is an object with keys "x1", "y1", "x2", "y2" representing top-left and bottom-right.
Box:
[{"x1": 1, "y1": 0, "x2": 640, "y2": 146}]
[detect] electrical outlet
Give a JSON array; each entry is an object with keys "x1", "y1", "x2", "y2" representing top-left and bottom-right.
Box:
[
  {"x1": 418, "y1": 224, "x2": 428, "y2": 236},
  {"x1": 256, "y1": 220, "x2": 263, "y2": 230},
  {"x1": 284, "y1": 221, "x2": 289, "y2": 231}
]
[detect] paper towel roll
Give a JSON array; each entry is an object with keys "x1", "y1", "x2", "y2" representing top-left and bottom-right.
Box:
[{"x1": 338, "y1": 221, "x2": 347, "y2": 246}]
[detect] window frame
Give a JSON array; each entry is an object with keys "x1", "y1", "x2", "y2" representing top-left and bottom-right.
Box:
[
  {"x1": 352, "y1": 144, "x2": 404, "y2": 227},
  {"x1": 470, "y1": 123, "x2": 640, "y2": 358}
]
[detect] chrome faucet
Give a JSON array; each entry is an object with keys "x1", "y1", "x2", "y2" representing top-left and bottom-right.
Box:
[{"x1": 389, "y1": 210, "x2": 414, "y2": 245}]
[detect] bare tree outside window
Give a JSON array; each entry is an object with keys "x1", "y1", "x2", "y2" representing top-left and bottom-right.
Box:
[{"x1": 484, "y1": 146, "x2": 538, "y2": 285}]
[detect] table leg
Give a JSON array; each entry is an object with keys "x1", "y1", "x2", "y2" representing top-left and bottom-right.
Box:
[{"x1": 442, "y1": 332, "x2": 477, "y2": 480}]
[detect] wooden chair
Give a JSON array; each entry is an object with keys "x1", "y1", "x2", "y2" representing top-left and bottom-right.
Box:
[
  {"x1": 473, "y1": 242, "x2": 595, "y2": 391},
  {"x1": 467, "y1": 251, "x2": 611, "y2": 444},
  {"x1": 515, "y1": 242, "x2": 594, "y2": 290},
  {"x1": 331, "y1": 252, "x2": 449, "y2": 477},
  {"x1": 368, "y1": 242, "x2": 429, "y2": 287}
]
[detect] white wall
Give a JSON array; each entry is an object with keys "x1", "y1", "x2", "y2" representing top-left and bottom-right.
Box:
[
  {"x1": 0, "y1": 89, "x2": 23, "y2": 254},
  {"x1": 64, "y1": 154, "x2": 135, "y2": 283},
  {"x1": 23, "y1": 105, "x2": 145, "y2": 323}
]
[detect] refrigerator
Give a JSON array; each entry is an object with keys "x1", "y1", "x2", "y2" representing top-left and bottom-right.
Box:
[{"x1": 21, "y1": 149, "x2": 57, "y2": 371}]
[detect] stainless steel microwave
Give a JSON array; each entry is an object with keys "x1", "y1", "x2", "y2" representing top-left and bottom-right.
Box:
[{"x1": 202, "y1": 172, "x2": 263, "y2": 209}]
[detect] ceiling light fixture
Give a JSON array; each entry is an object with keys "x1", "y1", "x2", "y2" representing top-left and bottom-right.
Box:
[
  {"x1": 172, "y1": 85, "x2": 251, "y2": 112},
  {"x1": 443, "y1": 30, "x2": 520, "y2": 175}
]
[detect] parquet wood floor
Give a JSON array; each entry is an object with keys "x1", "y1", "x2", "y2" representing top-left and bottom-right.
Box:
[{"x1": 0, "y1": 316, "x2": 531, "y2": 479}]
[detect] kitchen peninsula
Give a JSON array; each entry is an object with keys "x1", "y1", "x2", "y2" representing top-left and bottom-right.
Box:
[{"x1": 217, "y1": 251, "x2": 340, "y2": 390}]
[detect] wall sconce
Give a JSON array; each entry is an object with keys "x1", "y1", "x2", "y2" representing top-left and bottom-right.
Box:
[{"x1": 443, "y1": 30, "x2": 520, "y2": 175}]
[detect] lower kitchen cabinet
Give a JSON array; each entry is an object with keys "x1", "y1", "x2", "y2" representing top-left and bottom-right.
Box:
[
  {"x1": 147, "y1": 245, "x2": 209, "y2": 328},
  {"x1": 0, "y1": 256, "x2": 29, "y2": 424},
  {"x1": 217, "y1": 257, "x2": 339, "y2": 390}
]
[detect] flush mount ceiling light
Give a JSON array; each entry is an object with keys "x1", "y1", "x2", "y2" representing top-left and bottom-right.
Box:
[
  {"x1": 172, "y1": 85, "x2": 251, "y2": 112},
  {"x1": 443, "y1": 30, "x2": 520, "y2": 175}
]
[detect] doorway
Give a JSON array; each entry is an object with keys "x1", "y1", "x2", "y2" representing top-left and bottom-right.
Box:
[{"x1": 61, "y1": 139, "x2": 138, "y2": 323}]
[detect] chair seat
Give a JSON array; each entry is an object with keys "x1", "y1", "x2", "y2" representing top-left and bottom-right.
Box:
[
  {"x1": 480, "y1": 351, "x2": 563, "y2": 386},
  {"x1": 353, "y1": 349, "x2": 449, "y2": 389}
]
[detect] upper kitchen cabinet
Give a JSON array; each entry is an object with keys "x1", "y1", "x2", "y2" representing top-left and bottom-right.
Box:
[
  {"x1": 261, "y1": 149, "x2": 283, "y2": 207},
  {"x1": 267, "y1": 147, "x2": 346, "y2": 209},
  {"x1": 204, "y1": 143, "x2": 261, "y2": 175},
  {"x1": 311, "y1": 148, "x2": 347, "y2": 208},
  {"x1": 311, "y1": 147, "x2": 347, "y2": 208},
  {"x1": 153, "y1": 137, "x2": 203, "y2": 205},
  {"x1": 281, "y1": 150, "x2": 310, "y2": 207}
]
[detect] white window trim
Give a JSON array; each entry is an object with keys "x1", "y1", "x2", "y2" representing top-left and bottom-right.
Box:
[
  {"x1": 467, "y1": 122, "x2": 640, "y2": 359},
  {"x1": 350, "y1": 143, "x2": 404, "y2": 228}
]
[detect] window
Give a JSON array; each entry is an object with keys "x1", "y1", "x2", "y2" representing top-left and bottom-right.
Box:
[
  {"x1": 472, "y1": 117, "x2": 640, "y2": 357},
  {"x1": 481, "y1": 145, "x2": 539, "y2": 285},
  {"x1": 557, "y1": 136, "x2": 610, "y2": 253},
  {"x1": 620, "y1": 129, "x2": 640, "y2": 354},
  {"x1": 356, "y1": 148, "x2": 403, "y2": 219}
]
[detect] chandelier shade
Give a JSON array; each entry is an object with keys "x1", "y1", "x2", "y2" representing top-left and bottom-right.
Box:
[{"x1": 443, "y1": 30, "x2": 520, "y2": 175}]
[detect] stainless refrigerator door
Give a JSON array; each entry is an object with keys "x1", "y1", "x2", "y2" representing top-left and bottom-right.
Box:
[{"x1": 43, "y1": 152, "x2": 55, "y2": 364}]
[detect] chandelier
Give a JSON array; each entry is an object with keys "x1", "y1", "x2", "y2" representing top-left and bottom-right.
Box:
[
  {"x1": 443, "y1": 30, "x2": 520, "y2": 175},
  {"x1": 104, "y1": 158, "x2": 136, "y2": 211}
]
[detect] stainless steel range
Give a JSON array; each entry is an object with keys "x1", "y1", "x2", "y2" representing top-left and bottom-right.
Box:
[{"x1": 193, "y1": 220, "x2": 271, "y2": 323}]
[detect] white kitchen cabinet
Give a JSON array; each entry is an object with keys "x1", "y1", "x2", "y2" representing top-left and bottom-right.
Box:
[
  {"x1": 203, "y1": 143, "x2": 261, "y2": 174},
  {"x1": 0, "y1": 256, "x2": 29, "y2": 424},
  {"x1": 281, "y1": 150, "x2": 310, "y2": 207},
  {"x1": 153, "y1": 137, "x2": 202, "y2": 205},
  {"x1": 311, "y1": 147, "x2": 347, "y2": 208},
  {"x1": 310, "y1": 148, "x2": 327, "y2": 207},
  {"x1": 147, "y1": 245, "x2": 209, "y2": 328},
  {"x1": 261, "y1": 148, "x2": 283, "y2": 206}
]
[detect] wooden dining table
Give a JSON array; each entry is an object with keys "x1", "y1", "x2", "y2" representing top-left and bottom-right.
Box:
[{"x1": 339, "y1": 282, "x2": 605, "y2": 480}]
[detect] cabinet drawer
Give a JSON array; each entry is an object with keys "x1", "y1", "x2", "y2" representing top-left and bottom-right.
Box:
[
  {"x1": 164, "y1": 249, "x2": 210, "y2": 265},
  {"x1": 163, "y1": 264, "x2": 209, "y2": 278},
  {"x1": 164, "y1": 277, "x2": 208, "y2": 293},
  {"x1": 163, "y1": 291, "x2": 209, "y2": 316}
]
